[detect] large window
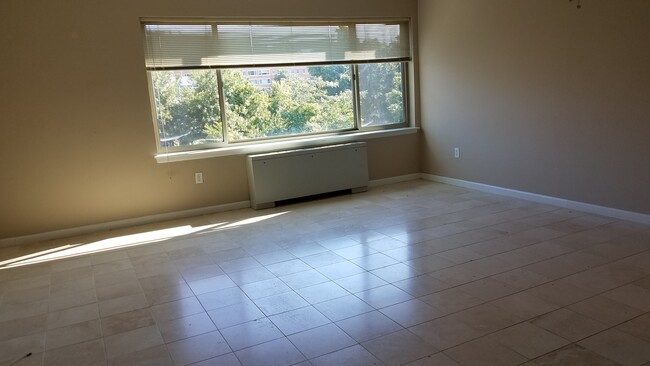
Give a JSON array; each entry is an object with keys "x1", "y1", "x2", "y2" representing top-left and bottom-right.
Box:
[{"x1": 143, "y1": 20, "x2": 411, "y2": 151}]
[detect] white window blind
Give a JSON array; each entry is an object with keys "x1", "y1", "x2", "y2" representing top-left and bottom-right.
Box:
[{"x1": 143, "y1": 20, "x2": 411, "y2": 70}]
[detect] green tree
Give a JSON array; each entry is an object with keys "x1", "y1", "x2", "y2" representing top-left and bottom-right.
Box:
[
  {"x1": 151, "y1": 70, "x2": 221, "y2": 146},
  {"x1": 307, "y1": 65, "x2": 351, "y2": 96},
  {"x1": 358, "y1": 62, "x2": 404, "y2": 126}
]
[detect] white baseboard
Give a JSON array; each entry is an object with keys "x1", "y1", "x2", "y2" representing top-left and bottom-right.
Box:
[
  {"x1": 369, "y1": 173, "x2": 421, "y2": 187},
  {"x1": 0, "y1": 201, "x2": 251, "y2": 248},
  {"x1": 422, "y1": 174, "x2": 650, "y2": 225}
]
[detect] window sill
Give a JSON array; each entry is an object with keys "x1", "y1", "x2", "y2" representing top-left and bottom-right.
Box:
[{"x1": 154, "y1": 127, "x2": 419, "y2": 163}]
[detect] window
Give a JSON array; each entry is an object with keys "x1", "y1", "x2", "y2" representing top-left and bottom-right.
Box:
[{"x1": 143, "y1": 20, "x2": 411, "y2": 152}]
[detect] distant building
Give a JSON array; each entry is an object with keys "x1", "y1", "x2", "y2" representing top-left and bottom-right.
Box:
[{"x1": 240, "y1": 67, "x2": 310, "y2": 88}]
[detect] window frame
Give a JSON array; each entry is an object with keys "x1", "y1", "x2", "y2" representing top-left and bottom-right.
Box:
[
  {"x1": 146, "y1": 62, "x2": 409, "y2": 153},
  {"x1": 143, "y1": 19, "x2": 412, "y2": 154}
]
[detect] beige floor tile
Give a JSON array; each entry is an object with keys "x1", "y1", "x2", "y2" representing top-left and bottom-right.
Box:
[
  {"x1": 579, "y1": 328, "x2": 650, "y2": 366},
  {"x1": 310, "y1": 344, "x2": 385, "y2": 366},
  {"x1": 149, "y1": 296, "x2": 203, "y2": 323},
  {"x1": 370, "y1": 263, "x2": 424, "y2": 283},
  {"x1": 253, "y1": 291, "x2": 309, "y2": 316},
  {"x1": 0, "y1": 314, "x2": 47, "y2": 342},
  {"x1": 491, "y1": 292, "x2": 559, "y2": 321},
  {"x1": 409, "y1": 316, "x2": 484, "y2": 350},
  {"x1": 419, "y1": 287, "x2": 484, "y2": 315},
  {"x1": 220, "y1": 318, "x2": 283, "y2": 351},
  {"x1": 98, "y1": 293, "x2": 148, "y2": 317},
  {"x1": 2, "y1": 181, "x2": 650, "y2": 366},
  {"x1": 189, "y1": 352, "x2": 241, "y2": 366},
  {"x1": 616, "y1": 313, "x2": 650, "y2": 343},
  {"x1": 265, "y1": 258, "x2": 312, "y2": 277},
  {"x1": 144, "y1": 282, "x2": 194, "y2": 305},
  {"x1": 392, "y1": 274, "x2": 450, "y2": 297},
  {"x1": 288, "y1": 323, "x2": 356, "y2": 359},
  {"x1": 280, "y1": 269, "x2": 331, "y2": 290},
  {"x1": 533, "y1": 344, "x2": 620, "y2": 366},
  {"x1": 335, "y1": 310, "x2": 403, "y2": 342},
  {"x1": 453, "y1": 303, "x2": 520, "y2": 335},
  {"x1": 45, "y1": 319, "x2": 102, "y2": 350},
  {"x1": 92, "y1": 259, "x2": 133, "y2": 276},
  {"x1": 444, "y1": 336, "x2": 528, "y2": 366},
  {"x1": 104, "y1": 324, "x2": 164, "y2": 359},
  {"x1": 404, "y1": 352, "x2": 461, "y2": 366},
  {"x1": 491, "y1": 268, "x2": 550, "y2": 291},
  {"x1": 50, "y1": 276, "x2": 95, "y2": 297},
  {"x1": 159, "y1": 312, "x2": 217, "y2": 343},
  {"x1": 455, "y1": 277, "x2": 519, "y2": 302},
  {"x1": 380, "y1": 299, "x2": 444, "y2": 327},
  {"x1": 46, "y1": 303, "x2": 99, "y2": 330},
  {"x1": 428, "y1": 265, "x2": 485, "y2": 287},
  {"x1": 603, "y1": 284, "x2": 650, "y2": 312},
  {"x1": 562, "y1": 269, "x2": 623, "y2": 293},
  {"x1": 296, "y1": 281, "x2": 349, "y2": 304},
  {"x1": 208, "y1": 299, "x2": 265, "y2": 329},
  {"x1": 334, "y1": 272, "x2": 388, "y2": 293},
  {"x1": 355, "y1": 284, "x2": 413, "y2": 309},
  {"x1": 187, "y1": 274, "x2": 237, "y2": 295},
  {"x1": 2, "y1": 285, "x2": 50, "y2": 305},
  {"x1": 532, "y1": 308, "x2": 609, "y2": 342},
  {"x1": 268, "y1": 306, "x2": 331, "y2": 335},
  {"x1": 107, "y1": 344, "x2": 173, "y2": 366},
  {"x1": 333, "y1": 244, "x2": 378, "y2": 260},
  {"x1": 137, "y1": 272, "x2": 184, "y2": 291},
  {"x1": 314, "y1": 294, "x2": 374, "y2": 321},
  {"x1": 167, "y1": 331, "x2": 231, "y2": 366},
  {"x1": 95, "y1": 281, "x2": 142, "y2": 302},
  {"x1": 253, "y1": 250, "x2": 296, "y2": 266},
  {"x1": 0, "y1": 333, "x2": 45, "y2": 365},
  {"x1": 568, "y1": 295, "x2": 644, "y2": 326},
  {"x1": 94, "y1": 269, "x2": 138, "y2": 289},
  {"x1": 0, "y1": 300, "x2": 49, "y2": 322},
  {"x1": 240, "y1": 277, "x2": 292, "y2": 299},
  {"x1": 100, "y1": 308, "x2": 155, "y2": 337},
  {"x1": 235, "y1": 338, "x2": 306, "y2": 366},
  {"x1": 90, "y1": 251, "x2": 129, "y2": 266},
  {"x1": 196, "y1": 286, "x2": 248, "y2": 311},
  {"x1": 363, "y1": 329, "x2": 436, "y2": 366},
  {"x1": 49, "y1": 288, "x2": 97, "y2": 312},
  {"x1": 489, "y1": 322, "x2": 570, "y2": 359},
  {"x1": 50, "y1": 268, "x2": 91, "y2": 286},
  {"x1": 525, "y1": 280, "x2": 596, "y2": 307},
  {"x1": 316, "y1": 261, "x2": 366, "y2": 280},
  {"x1": 43, "y1": 338, "x2": 105, "y2": 366}
]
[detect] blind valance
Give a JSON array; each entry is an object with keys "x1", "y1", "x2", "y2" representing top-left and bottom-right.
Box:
[{"x1": 143, "y1": 20, "x2": 411, "y2": 70}]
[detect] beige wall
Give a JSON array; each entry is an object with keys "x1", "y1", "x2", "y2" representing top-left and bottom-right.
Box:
[
  {"x1": 419, "y1": 0, "x2": 650, "y2": 215},
  {"x1": 0, "y1": 0, "x2": 419, "y2": 239}
]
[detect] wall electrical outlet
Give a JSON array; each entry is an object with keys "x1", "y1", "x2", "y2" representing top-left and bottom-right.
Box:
[
  {"x1": 454, "y1": 147, "x2": 460, "y2": 159},
  {"x1": 195, "y1": 172, "x2": 203, "y2": 184}
]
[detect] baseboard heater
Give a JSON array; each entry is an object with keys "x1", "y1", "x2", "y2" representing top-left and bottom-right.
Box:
[{"x1": 247, "y1": 142, "x2": 369, "y2": 209}]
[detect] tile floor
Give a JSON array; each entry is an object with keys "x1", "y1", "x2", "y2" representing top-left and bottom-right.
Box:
[{"x1": 1, "y1": 180, "x2": 649, "y2": 366}]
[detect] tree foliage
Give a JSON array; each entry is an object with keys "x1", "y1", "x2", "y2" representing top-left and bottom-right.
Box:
[{"x1": 151, "y1": 63, "x2": 403, "y2": 147}]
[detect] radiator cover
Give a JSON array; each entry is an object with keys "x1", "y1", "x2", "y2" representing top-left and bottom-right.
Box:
[{"x1": 247, "y1": 142, "x2": 369, "y2": 209}]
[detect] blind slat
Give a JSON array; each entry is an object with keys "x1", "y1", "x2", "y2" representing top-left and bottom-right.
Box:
[{"x1": 143, "y1": 20, "x2": 411, "y2": 69}]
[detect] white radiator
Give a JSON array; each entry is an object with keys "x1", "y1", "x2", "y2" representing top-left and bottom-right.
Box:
[{"x1": 247, "y1": 142, "x2": 369, "y2": 209}]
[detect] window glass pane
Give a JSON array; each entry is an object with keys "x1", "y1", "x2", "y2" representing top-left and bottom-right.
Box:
[
  {"x1": 358, "y1": 62, "x2": 405, "y2": 127},
  {"x1": 150, "y1": 70, "x2": 223, "y2": 148},
  {"x1": 223, "y1": 65, "x2": 354, "y2": 141}
]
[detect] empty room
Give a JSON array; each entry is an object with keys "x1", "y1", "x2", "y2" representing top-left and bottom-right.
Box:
[{"x1": 1, "y1": 0, "x2": 649, "y2": 365}]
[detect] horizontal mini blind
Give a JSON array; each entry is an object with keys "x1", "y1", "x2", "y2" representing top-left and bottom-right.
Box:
[{"x1": 143, "y1": 20, "x2": 411, "y2": 70}]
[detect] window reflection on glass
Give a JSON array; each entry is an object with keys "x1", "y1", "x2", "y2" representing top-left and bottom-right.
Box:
[{"x1": 358, "y1": 62, "x2": 405, "y2": 127}]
